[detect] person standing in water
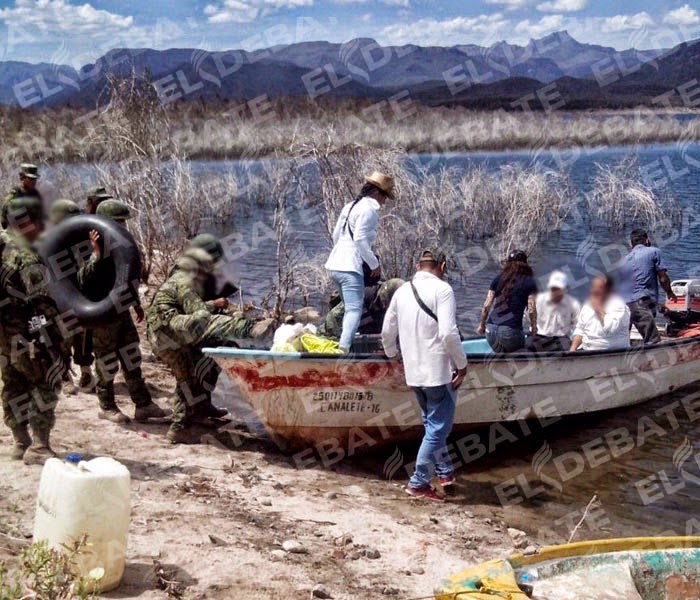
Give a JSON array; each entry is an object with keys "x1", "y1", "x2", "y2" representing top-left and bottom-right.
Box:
[{"x1": 325, "y1": 171, "x2": 394, "y2": 352}]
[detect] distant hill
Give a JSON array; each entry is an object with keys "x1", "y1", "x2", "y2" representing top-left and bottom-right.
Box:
[{"x1": 0, "y1": 32, "x2": 696, "y2": 110}]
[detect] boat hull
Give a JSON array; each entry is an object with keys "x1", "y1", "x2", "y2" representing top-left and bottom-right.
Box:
[{"x1": 205, "y1": 337, "x2": 700, "y2": 455}]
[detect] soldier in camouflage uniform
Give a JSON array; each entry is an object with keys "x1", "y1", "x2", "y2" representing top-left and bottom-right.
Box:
[
  {"x1": 48, "y1": 199, "x2": 96, "y2": 390},
  {"x1": 2, "y1": 164, "x2": 43, "y2": 229},
  {"x1": 79, "y1": 200, "x2": 170, "y2": 424},
  {"x1": 318, "y1": 278, "x2": 405, "y2": 340},
  {"x1": 1, "y1": 196, "x2": 69, "y2": 465},
  {"x1": 147, "y1": 247, "x2": 270, "y2": 444},
  {"x1": 85, "y1": 186, "x2": 113, "y2": 215}
]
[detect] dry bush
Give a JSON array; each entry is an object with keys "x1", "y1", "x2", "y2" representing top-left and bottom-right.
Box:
[{"x1": 587, "y1": 157, "x2": 680, "y2": 232}]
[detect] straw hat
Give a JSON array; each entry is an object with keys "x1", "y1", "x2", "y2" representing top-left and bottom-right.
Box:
[{"x1": 365, "y1": 171, "x2": 395, "y2": 199}]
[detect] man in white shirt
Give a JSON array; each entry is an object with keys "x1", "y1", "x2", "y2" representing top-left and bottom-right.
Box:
[
  {"x1": 382, "y1": 249, "x2": 467, "y2": 503},
  {"x1": 570, "y1": 275, "x2": 631, "y2": 352},
  {"x1": 525, "y1": 271, "x2": 581, "y2": 352}
]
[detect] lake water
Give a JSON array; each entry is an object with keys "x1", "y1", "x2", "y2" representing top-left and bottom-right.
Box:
[{"x1": 208, "y1": 141, "x2": 700, "y2": 546}]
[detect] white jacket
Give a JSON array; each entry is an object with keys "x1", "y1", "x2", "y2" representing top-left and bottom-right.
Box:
[
  {"x1": 382, "y1": 272, "x2": 467, "y2": 388},
  {"x1": 325, "y1": 196, "x2": 380, "y2": 275}
]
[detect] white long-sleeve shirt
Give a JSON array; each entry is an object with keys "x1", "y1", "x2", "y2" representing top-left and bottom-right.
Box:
[
  {"x1": 381, "y1": 271, "x2": 467, "y2": 388},
  {"x1": 573, "y1": 294, "x2": 631, "y2": 351},
  {"x1": 325, "y1": 196, "x2": 380, "y2": 275}
]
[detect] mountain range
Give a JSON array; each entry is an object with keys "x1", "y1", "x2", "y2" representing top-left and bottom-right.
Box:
[{"x1": 1, "y1": 31, "x2": 698, "y2": 110}]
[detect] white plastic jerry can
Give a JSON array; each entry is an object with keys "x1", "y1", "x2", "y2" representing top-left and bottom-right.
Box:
[{"x1": 33, "y1": 455, "x2": 131, "y2": 592}]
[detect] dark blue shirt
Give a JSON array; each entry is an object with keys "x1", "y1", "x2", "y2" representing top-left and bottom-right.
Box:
[
  {"x1": 617, "y1": 245, "x2": 667, "y2": 304},
  {"x1": 487, "y1": 274, "x2": 538, "y2": 329}
]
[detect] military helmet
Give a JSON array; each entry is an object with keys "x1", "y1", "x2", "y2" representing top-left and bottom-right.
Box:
[
  {"x1": 19, "y1": 163, "x2": 39, "y2": 180},
  {"x1": 86, "y1": 185, "x2": 113, "y2": 201},
  {"x1": 375, "y1": 278, "x2": 405, "y2": 308},
  {"x1": 97, "y1": 199, "x2": 132, "y2": 221},
  {"x1": 7, "y1": 196, "x2": 42, "y2": 221},
  {"x1": 188, "y1": 233, "x2": 224, "y2": 263},
  {"x1": 49, "y1": 199, "x2": 82, "y2": 224},
  {"x1": 183, "y1": 247, "x2": 214, "y2": 272}
]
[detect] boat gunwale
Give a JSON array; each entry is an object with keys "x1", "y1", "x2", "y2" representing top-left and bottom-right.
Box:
[{"x1": 203, "y1": 334, "x2": 700, "y2": 363}]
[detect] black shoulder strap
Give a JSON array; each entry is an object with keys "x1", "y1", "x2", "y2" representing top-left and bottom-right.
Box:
[
  {"x1": 410, "y1": 281, "x2": 438, "y2": 322},
  {"x1": 343, "y1": 198, "x2": 363, "y2": 240}
]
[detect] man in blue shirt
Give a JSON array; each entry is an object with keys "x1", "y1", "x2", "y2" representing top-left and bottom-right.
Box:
[{"x1": 617, "y1": 229, "x2": 676, "y2": 344}]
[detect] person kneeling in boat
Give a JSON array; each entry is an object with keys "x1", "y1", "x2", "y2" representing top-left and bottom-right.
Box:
[
  {"x1": 147, "y1": 248, "x2": 274, "y2": 444},
  {"x1": 318, "y1": 278, "x2": 405, "y2": 340},
  {"x1": 382, "y1": 249, "x2": 467, "y2": 502},
  {"x1": 570, "y1": 275, "x2": 630, "y2": 352},
  {"x1": 525, "y1": 271, "x2": 580, "y2": 353}
]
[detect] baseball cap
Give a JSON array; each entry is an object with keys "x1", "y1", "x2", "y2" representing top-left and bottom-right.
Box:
[
  {"x1": 547, "y1": 271, "x2": 568, "y2": 290},
  {"x1": 419, "y1": 248, "x2": 447, "y2": 265},
  {"x1": 507, "y1": 249, "x2": 528, "y2": 264}
]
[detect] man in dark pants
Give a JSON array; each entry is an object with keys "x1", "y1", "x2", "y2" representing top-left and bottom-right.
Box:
[{"x1": 617, "y1": 229, "x2": 676, "y2": 344}]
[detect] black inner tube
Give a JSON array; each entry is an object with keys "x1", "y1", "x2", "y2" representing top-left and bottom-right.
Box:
[{"x1": 38, "y1": 214, "x2": 142, "y2": 327}]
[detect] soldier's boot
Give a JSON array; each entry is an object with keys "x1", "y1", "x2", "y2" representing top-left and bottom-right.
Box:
[
  {"x1": 78, "y1": 368, "x2": 96, "y2": 392},
  {"x1": 10, "y1": 426, "x2": 31, "y2": 460},
  {"x1": 134, "y1": 402, "x2": 172, "y2": 423},
  {"x1": 98, "y1": 407, "x2": 131, "y2": 424},
  {"x1": 166, "y1": 426, "x2": 192, "y2": 445},
  {"x1": 197, "y1": 403, "x2": 229, "y2": 419},
  {"x1": 23, "y1": 427, "x2": 57, "y2": 466}
]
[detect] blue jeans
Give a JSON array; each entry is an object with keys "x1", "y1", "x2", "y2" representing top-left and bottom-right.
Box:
[
  {"x1": 486, "y1": 324, "x2": 525, "y2": 353},
  {"x1": 328, "y1": 270, "x2": 364, "y2": 351},
  {"x1": 408, "y1": 384, "x2": 455, "y2": 489}
]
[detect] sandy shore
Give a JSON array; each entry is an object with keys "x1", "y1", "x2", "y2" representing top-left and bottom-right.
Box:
[{"x1": 1, "y1": 345, "x2": 537, "y2": 600}]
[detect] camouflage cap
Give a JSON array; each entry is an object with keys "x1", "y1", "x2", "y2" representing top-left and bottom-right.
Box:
[
  {"x1": 188, "y1": 233, "x2": 224, "y2": 262},
  {"x1": 96, "y1": 199, "x2": 132, "y2": 221},
  {"x1": 86, "y1": 185, "x2": 113, "y2": 200},
  {"x1": 419, "y1": 248, "x2": 447, "y2": 266},
  {"x1": 183, "y1": 247, "x2": 215, "y2": 273},
  {"x1": 376, "y1": 278, "x2": 405, "y2": 306},
  {"x1": 49, "y1": 199, "x2": 82, "y2": 224},
  {"x1": 7, "y1": 196, "x2": 42, "y2": 221},
  {"x1": 19, "y1": 163, "x2": 39, "y2": 179}
]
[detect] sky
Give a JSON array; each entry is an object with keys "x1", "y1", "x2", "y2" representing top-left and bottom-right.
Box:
[{"x1": 0, "y1": 0, "x2": 698, "y2": 64}]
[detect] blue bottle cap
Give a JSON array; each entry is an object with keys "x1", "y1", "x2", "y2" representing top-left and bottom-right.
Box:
[{"x1": 65, "y1": 453, "x2": 82, "y2": 464}]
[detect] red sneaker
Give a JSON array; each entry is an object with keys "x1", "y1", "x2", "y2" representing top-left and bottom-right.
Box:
[
  {"x1": 439, "y1": 474, "x2": 456, "y2": 487},
  {"x1": 405, "y1": 485, "x2": 444, "y2": 502}
]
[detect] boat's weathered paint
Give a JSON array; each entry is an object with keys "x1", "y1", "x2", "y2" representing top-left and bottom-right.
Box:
[
  {"x1": 436, "y1": 537, "x2": 700, "y2": 600},
  {"x1": 204, "y1": 337, "x2": 700, "y2": 454}
]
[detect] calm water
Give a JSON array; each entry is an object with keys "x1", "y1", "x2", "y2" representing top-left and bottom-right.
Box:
[{"x1": 205, "y1": 141, "x2": 700, "y2": 543}]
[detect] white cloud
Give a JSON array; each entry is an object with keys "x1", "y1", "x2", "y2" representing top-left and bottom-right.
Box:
[
  {"x1": 514, "y1": 14, "x2": 564, "y2": 37},
  {"x1": 601, "y1": 12, "x2": 654, "y2": 33},
  {"x1": 536, "y1": 0, "x2": 587, "y2": 13},
  {"x1": 332, "y1": 0, "x2": 408, "y2": 5},
  {"x1": 204, "y1": 0, "x2": 313, "y2": 24},
  {"x1": 663, "y1": 4, "x2": 700, "y2": 26},
  {"x1": 0, "y1": 0, "x2": 133, "y2": 33},
  {"x1": 484, "y1": 0, "x2": 531, "y2": 10},
  {"x1": 379, "y1": 14, "x2": 510, "y2": 46}
]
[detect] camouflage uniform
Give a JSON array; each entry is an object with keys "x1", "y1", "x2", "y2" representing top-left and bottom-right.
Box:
[
  {"x1": 319, "y1": 278, "x2": 405, "y2": 339},
  {"x1": 2, "y1": 185, "x2": 43, "y2": 229},
  {"x1": 78, "y1": 253, "x2": 151, "y2": 414},
  {"x1": 147, "y1": 263, "x2": 252, "y2": 433},
  {"x1": 0, "y1": 217, "x2": 68, "y2": 463}
]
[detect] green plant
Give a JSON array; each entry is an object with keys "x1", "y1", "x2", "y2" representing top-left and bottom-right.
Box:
[
  {"x1": 0, "y1": 562, "x2": 22, "y2": 600},
  {"x1": 20, "y1": 538, "x2": 99, "y2": 600}
]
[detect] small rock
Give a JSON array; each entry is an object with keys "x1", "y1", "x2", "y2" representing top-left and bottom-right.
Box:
[
  {"x1": 312, "y1": 584, "x2": 332, "y2": 599},
  {"x1": 208, "y1": 534, "x2": 228, "y2": 546},
  {"x1": 349, "y1": 551, "x2": 362, "y2": 560},
  {"x1": 382, "y1": 586, "x2": 399, "y2": 596},
  {"x1": 271, "y1": 482, "x2": 284, "y2": 490},
  {"x1": 429, "y1": 517, "x2": 439, "y2": 524},
  {"x1": 324, "y1": 491, "x2": 338, "y2": 500},
  {"x1": 282, "y1": 540, "x2": 308, "y2": 554},
  {"x1": 259, "y1": 497, "x2": 272, "y2": 506},
  {"x1": 270, "y1": 550, "x2": 286, "y2": 561},
  {"x1": 365, "y1": 548, "x2": 381, "y2": 560},
  {"x1": 507, "y1": 527, "x2": 526, "y2": 539},
  {"x1": 464, "y1": 510, "x2": 475, "y2": 519},
  {"x1": 464, "y1": 541, "x2": 478, "y2": 550},
  {"x1": 411, "y1": 566, "x2": 425, "y2": 575},
  {"x1": 334, "y1": 534, "x2": 353, "y2": 546},
  {"x1": 484, "y1": 518, "x2": 493, "y2": 525},
  {"x1": 523, "y1": 545, "x2": 538, "y2": 556}
]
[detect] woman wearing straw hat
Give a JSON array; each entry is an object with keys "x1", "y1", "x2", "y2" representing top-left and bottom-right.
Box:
[{"x1": 325, "y1": 171, "x2": 395, "y2": 352}]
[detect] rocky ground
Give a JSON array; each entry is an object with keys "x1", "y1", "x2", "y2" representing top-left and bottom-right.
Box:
[{"x1": 0, "y1": 343, "x2": 545, "y2": 600}]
